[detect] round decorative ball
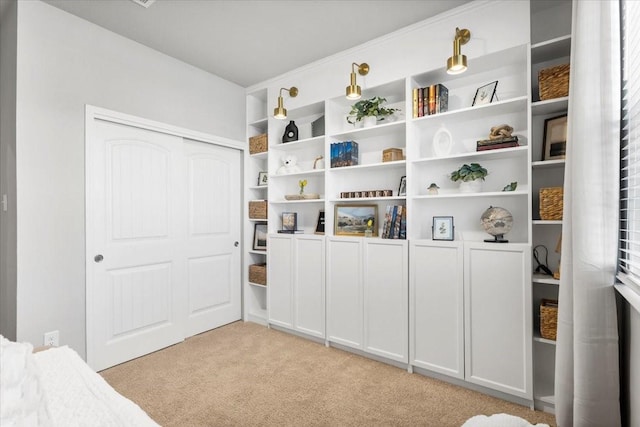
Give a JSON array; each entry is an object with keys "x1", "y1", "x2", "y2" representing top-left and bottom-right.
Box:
[{"x1": 480, "y1": 206, "x2": 513, "y2": 243}]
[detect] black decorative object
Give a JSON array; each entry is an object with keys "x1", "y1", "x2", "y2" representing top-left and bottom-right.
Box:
[{"x1": 282, "y1": 120, "x2": 298, "y2": 143}]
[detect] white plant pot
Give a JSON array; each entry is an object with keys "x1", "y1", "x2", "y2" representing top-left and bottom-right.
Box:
[
  {"x1": 363, "y1": 116, "x2": 377, "y2": 128},
  {"x1": 459, "y1": 180, "x2": 483, "y2": 193}
]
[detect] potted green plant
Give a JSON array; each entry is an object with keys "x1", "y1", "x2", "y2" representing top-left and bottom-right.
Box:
[
  {"x1": 450, "y1": 162, "x2": 488, "y2": 193},
  {"x1": 346, "y1": 96, "x2": 400, "y2": 127}
]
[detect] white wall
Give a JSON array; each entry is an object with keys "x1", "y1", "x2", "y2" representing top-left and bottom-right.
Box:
[
  {"x1": 247, "y1": 1, "x2": 529, "y2": 113},
  {"x1": 0, "y1": 0, "x2": 18, "y2": 341},
  {"x1": 14, "y1": 0, "x2": 245, "y2": 357}
]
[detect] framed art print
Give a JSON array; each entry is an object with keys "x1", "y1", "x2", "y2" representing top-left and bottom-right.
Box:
[
  {"x1": 542, "y1": 114, "x2": 568, "y2": 160},
  {"x1": 252, "y1": 223, "x2": 267, "y2": 250},
  {"x1": 257, "y1": 171, "x2": 268, "y2": 186},
  {"x1": 335, "y1": 204, "x2": 377, "y2": 237},
  {"x1": 472, "y1": 80, "x2": 498, "y2": 106},
  {"x1": 432, "y1": 216, "x2": 454, "y2": 240}
]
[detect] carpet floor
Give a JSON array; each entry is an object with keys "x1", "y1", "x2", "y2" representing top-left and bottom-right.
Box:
[{"x1": 100, "y1": 321, "x2": 556, "y2": 427}]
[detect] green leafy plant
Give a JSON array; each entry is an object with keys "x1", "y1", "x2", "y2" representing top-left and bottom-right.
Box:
[
  {"x1": 346, "y1": 96, "x2": 400, "y2": 124},
  {"x1": 450, "y1": 163, "x2": 488, "y2": 182}
]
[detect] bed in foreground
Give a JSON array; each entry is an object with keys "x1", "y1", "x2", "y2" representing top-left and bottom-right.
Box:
[{"x1": 1, "y1": 335, "x2": 158, "y2": 426}]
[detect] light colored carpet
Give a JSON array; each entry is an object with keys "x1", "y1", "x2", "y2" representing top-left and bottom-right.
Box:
[{"x1": 100, "y1": 321, "x2": 556, "y2": 427}]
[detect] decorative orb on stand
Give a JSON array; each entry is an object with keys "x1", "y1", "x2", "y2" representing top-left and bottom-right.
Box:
[{"x1": 480, "y1": 206, "x2": 513, "y2": 243}]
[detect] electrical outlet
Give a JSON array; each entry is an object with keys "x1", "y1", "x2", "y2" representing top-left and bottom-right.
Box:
[{"x1": 43, "y1": 330, "x2": 59, "y2": 347}]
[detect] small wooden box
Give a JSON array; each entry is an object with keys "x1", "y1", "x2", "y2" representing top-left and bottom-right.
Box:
[
  {"x1": 249, "y1": 200, "x2": 267, "y2": 219},
  {"x1": 539, "y1": 63, "x2": 570, "y2": 100},
  {"x1": 249, "y1": 263, "x2": 267, "y2": 285},
  {"x1": 382, "y1": 148, "x2": 404, "y2": 162},
  {"x1": 249, "y1": 134, "x2": 268, "y2": 154}
]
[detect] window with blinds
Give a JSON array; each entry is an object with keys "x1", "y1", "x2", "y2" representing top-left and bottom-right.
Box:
[{"x1": 618, "y1": 0, "x2": 640, "y2": 296}]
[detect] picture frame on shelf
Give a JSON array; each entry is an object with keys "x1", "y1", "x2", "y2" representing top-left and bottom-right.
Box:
[
  {"x1": 257, "y1": 171, "x2": 268, "y2": 186},
  {"x1": 398, "y1": 176, "x2": 407, "y2": 196},
  {"x1": 472, "y1": 80, "x2": 498, "y2": 106},
  {"x1": 335, "y1": 204, "x2": 378, "y2": 237},
  {"x1": 282, "y1": 212, "x2": 298, "y2": 231},
  {"x1": 315, "y1": 210, "x2": 325, "y2": 235},
  {"x1": 542, "y1": 114, "x2": 568, "y2": 160},
  {"x1": 252, "y1": 223, "x2": 267, "y2": 251},
  {"x1": 432, "y1": 216, "x2": 454, "y2": 241}
]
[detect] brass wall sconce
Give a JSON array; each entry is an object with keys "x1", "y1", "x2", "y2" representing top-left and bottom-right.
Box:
[
  {"x1": 273, "y1": 86, "x2": 299, "y2": 119},
  {"x1": 447, "y1": 27, "x2": 471, "y2": 75},
  {"x1": 346, "y1": 62, "x2": 370, "y2": 99}
]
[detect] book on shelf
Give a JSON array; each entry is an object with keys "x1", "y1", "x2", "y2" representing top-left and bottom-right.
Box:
[
  {"x1": 381, "y1": 205, "x2": 406, "y2": 239},
  {"x1": 476, "y1": 142, "x2": 519, "y2": 151},
  {"x1": 412, "y1": 84, "x2": 448, "y2": 117},
  {"x1": 476, "y1": 135, "x2": 519, "y2": 146},
  {"x1": 330, "y1": 141, "x2": 359, "y2": 167},
  {"x1": 277, "y1": 230, "x2": 304, "y2": 234}
]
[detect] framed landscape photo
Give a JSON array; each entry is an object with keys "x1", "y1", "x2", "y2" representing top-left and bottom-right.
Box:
[
  {"x1": 472, "y1": 80, "x2": 498, "y2": 106},
  {"x1": 335, "y1": 204, "x2": 378, "y2": 237},
  {"x1": 542, "y1": 114, "x2": 568, "y2": 160},
  {"x1": 257, "y1": 171, "x2": 268, "y2": 186},
  {"x1": 432, "y1": 216, "x2": 454, "y2": 241},
  {"x1": 253, "y1": 223, "x2": 267, "y2": 251}
]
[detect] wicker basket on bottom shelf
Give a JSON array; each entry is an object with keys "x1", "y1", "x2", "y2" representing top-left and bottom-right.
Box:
[
  {"x1": 539, "y1": 187, "x2": 563, "y2": 220},
  {"x1": 540, "y1": 299, "x2": 558, "y2": 340},
  {"x1": 249, "y1": 263, "x2": 267, "y2": 285}
]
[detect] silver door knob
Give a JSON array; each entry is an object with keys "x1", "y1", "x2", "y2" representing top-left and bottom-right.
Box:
[
  {"x1": 234, "y1": 241, "x2": 239, "y2": 247},
  {"x1": 94, "y1": 254, "x2": 104, "y2": 263}
]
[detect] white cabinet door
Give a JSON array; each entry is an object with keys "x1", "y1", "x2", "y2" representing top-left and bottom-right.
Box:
[
  {"x1": 464, "y1": 242, "x2": 532, "y2": 399},
  {"x1": 364, "y1": 240, "x2": 408, "y2": 362},
  {"x1": 267, "y1": 235, "x2": 293, "y2": 329},
  {"x1": 327, "y1": 237, "x2": 363, "y2": 349},
  {"x1": 294, "y1": 236, "x2": 325, "y2": 338},
  {"x1": 410, "y1": 240, "x2": 464, "y2": 379}
]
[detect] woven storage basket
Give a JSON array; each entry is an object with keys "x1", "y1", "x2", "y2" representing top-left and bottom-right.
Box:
[
  {"x1": 249, "y1": 263, "x2": 267, "y2": 285},
  {"x1": 539, "y1": 187, "x2": 563, "y2": 220},
  {"x1": 540, "y1": 299, "x2": 558, "y2": 340},
  {"x1": 539, "y1": 63, "x2": 570, "y2": 100},
  {"x1": 249, "y1": 200, "x2": 267, "y2": 219},
  {"x1": 249, "y1": 134, "x2": 268, "y2": 155}
]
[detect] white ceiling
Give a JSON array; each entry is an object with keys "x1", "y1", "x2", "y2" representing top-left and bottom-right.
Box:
[{"x1": 41, "y1": 0, "x2": 471, "y2": 88}]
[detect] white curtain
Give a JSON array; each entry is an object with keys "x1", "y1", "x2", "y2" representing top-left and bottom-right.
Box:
[{"x1": 554, "y1": 1, "x2": 622, "y2": 426}]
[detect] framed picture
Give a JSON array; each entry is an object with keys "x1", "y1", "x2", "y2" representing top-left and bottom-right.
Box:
[
  {"x1": 398, "y1": 176, "x2": 407, "y2": 196},
  {"x1": 542, "y1": 114, "x2": 568, "y2": 160},
  {"x1": 472, "y1": 80, "x2": 498, "y2": 106},
  {"x1": 432, "y1": 216, "x2": 454, "y2": 241},
  {"x1": 315, "y1": 210, "x2": 325, "y2": 235},
  {"x1": 257, "y1": 171, "x2": 268, "y2": 186},
  {"x1": 335, "y1": 204, "x2": 378, "y2": 237},
  {"x1": 282, "y1": 212, "x2": 297, "y2": 231},
  {"x1": 253, "y1": 223, "x2": 267, "y2": 250}
]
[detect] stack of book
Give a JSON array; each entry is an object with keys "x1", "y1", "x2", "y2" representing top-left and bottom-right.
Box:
[
  {"x1": 476, "y1": 136, "x2": 519, "y2": 151},
  {"x1": 330, "y1": 141, "x2": 359, "y2": 168},
  {"x1": 381, "y1": 205, "x2": 406, "y2": 239},
  {"x1": 412, "y1": 84, "x2": 448, "y2": 118}
]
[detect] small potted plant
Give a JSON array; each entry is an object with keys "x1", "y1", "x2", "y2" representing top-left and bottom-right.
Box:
[
  {"x1": 347, "y1": 96, "x2": 400, "y2": 127},
  {"x1": 450, "y1": 162, "x2": 488, "y2": 193}
]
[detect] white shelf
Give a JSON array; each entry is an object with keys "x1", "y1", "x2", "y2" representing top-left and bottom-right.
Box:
[
  {"x1": 330, "y1": 160, "x2": 406, "y2": 172},
  {"x1": 248, "y1": 250, "x2": 267, "y2": 256},
  {"x1": 532, "y1": 220, "x2": 562, "y2": 225},
  {"x1": 250, "y1": 151, "x2": 268, "y2": 160},
  {"x1": 269, "y1": 136, "x2": 324, "y2": 151},
  {"x1": 269, "y1": 169, "x2": 324, "y2": 178},
  {"x1": 248, "y1": 117, "x2": 268, "y2": 128},
  {"x1": 533, "y1": 273, "x2": 560, "y2": 285},
  {"x1": 248, "y1": 218, "x2": 268, "y2": 222},
  {"x1": 536, "y1": 394, "x2": 556, "y2": 405},
  {"x1": 531, "y1": 97, "x2": 569, "y2": 116},
  {"x1": 412, "y1": 96, "x2": 528, "y2": 124},
  {"x1": 330, "y1": 119, "x2": 405, "y2": 141},
  {"x1": 248, "y1": 185, "x2": 268, "y2": 191},
  {"x1": 532, "y1": 159, "x2": 565, "y2": 169},
  {"x1": 413, "y1": 146, "x2": 528, "y2": 164},
  {"x1": 270, "y1": 198, "x2": 325, "y2": 204},
  {"x1": 531, "y1": 35, "x2": 571, "y2": 63},
  {"x1": 248, "y1": 282, "x2": 267, "y2": 289},
  {"x1": 412, "y1": 189, "x2": 529, "y2": 200},
  {"x1": 330, "y1": 196, "x2": 405, "y2": 203}
]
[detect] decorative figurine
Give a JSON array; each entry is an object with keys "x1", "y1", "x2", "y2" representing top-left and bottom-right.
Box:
[
  {"x1": 282, "y1": 120, "x2": 298, "y2": 143},
  {"x1": 427, "y1": 183, "x2": 440, "y2": 195}
]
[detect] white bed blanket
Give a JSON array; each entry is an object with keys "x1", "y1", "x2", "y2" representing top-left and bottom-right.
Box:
[
  {"x1": 462, "y1": 413, "x2": 550, "y2": 427},
  {"x1": 33, "y1": 346, "x2": 159, "y2": 427}
]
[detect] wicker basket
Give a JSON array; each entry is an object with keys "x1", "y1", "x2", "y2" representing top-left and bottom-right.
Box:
[
  {"x1": 249, "y1": 263, "x2": 267, "y2": 285},
  {"x1": 249, "y1": 200, "x2": 267, "y2": 219},
  {"x1": 249, "y1": 134, "x2": 268, "y2": 155},
  {"x1": 539, "y1": 187, "x2": 563, "y2": 220},
  {"x1": 539, "y1": 63, "x2": 570, "y2": 100},
  {"x1": 540, "y1": 299, "x2": 558, "y2": 340}
]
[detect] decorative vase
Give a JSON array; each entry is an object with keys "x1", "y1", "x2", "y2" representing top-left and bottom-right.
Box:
[
  {"x1": 363, "y1": 116, "x2": 377, "y2": 128},
  {"x1": 432, "y1": 125, "x2": 453, "y2": 157},
  {"x1": 459, "y1": 180, "x2": 483, "y2": 193},
  {"x1": 282, "y1": 120, "x2": 298, "y2": 143}
]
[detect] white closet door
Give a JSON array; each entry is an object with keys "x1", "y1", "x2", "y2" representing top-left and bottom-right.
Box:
[
  {"x1": 88, "y1": 120, "x2": 242, "y2": 371},
  {"x1": 89, "y1": 120, "x2": 186, "y2": 371},
  {"x1": 183, "y1": 139, "x2": 241, "y2": 337}
]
